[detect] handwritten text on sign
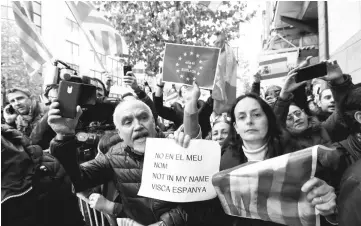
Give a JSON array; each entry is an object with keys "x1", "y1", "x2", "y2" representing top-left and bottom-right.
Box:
[{"x1": 138, "y1": 138, "x2": 221, "y2": 202}]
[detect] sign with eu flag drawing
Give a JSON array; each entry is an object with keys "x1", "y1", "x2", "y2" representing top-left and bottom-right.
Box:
[{"x1": 162, "y1": 43, "x2": 220, "y2": 89}]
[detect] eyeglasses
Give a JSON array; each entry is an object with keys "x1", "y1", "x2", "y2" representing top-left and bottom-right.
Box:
[{"x1": 286, "y1": 110, "x2": 303, "y2": 122}]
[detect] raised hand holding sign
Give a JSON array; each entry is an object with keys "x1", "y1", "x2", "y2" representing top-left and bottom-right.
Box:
[{"x1": 162, "y1": 43, "x2": 220, "y2": 88}]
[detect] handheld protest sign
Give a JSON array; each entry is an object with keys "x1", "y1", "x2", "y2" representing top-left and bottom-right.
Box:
[
  {"x1": 162, "y1": 43, "x2": 220, "y2": 89},
  {"x1": 138, "y1": 138, "x2": 221, "y2": 202}
]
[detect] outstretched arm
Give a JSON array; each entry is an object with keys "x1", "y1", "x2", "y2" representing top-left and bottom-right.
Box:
[{"x1": 48, "y1": 101, "x2": 113, "y2": 192}]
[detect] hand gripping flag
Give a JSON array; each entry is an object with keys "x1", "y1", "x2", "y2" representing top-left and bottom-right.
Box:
[
  {"x1": 12, "y1": 1, "x2": 53, "y2": 76},
  {"x1": 66, "y1": 1, "x2": 128, "y2": 56},
  {"x1": 212, "y1": 146, "x2": 321, "y2": 226},
  {"x1": 162, "y1": 43, "x2": 220, "y2": 89}
]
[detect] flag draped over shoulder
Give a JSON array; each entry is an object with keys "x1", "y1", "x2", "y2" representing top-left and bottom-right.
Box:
[
  {"x1": 12, "y1": 1, "x2": 53, "y2": 76},
  {"x1": 66, "y1": 1, "x2": 128, "y2": 56},
  {"x1": 212, "y1": 146, "x2": 321, "y2": 226},
  {"x1": 212, "y1": 43, "x2": 237, "y2": 114}
]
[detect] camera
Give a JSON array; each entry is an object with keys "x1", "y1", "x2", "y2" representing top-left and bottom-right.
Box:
[
  {"x1": 43, "y1": 60, "x2": 97, "y2": 118},
  {"x1": 76, "y1": 124, "x2": 116, "y2": 162}
]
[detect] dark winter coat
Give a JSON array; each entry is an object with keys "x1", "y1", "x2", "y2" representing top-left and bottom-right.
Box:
[
  {"x1": 1, "y1": 125, "x2": 84, "y2": 226},
  {"x1": 153, "y1": 95, "x2": 213, "y2": 138},
  {"x1": 50, "y1": 132, "x2": 193, "y2": 226},
  {"x1": 338, "y1": 159, "x2": 361, "y2": 226},
  {"x1": 219, "y1": 137, "x2": 350, "y2": 226},
  {"x1": 273, "y1": 74, "x2": 354, "y2": 143},
  {"x1": 5, "y1": 100, "x2": 48, "y2": 137}
]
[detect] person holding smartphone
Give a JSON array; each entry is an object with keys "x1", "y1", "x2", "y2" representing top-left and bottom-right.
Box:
[
  {"x1": 274, "y1": 59, "x2": 355, "y2": 144},
  {"x1": 3, "y1": 87, "x2": 47, "y2": 136}
]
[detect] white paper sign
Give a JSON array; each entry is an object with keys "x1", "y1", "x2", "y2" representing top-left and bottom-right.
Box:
[{"x1": 138, "y1": 138, "x2": 221, "y2": 202}]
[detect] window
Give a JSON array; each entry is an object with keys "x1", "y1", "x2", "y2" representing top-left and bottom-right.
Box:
[
  {"x1": 66, "y1": 41, "x2": 79, "y2": 56},
  {"x1": 33, "y1": 2, "x2": 41, "y2": 15},
  {"x1": 66, "y1": 18, "x2": 79, "y2": 33},
  {"x1": 30, "y1": 1, "x2": 41, "y2": 31},
  {"x1": 1, "y1": 6, "x2": 8, "y2": 19},
  {"x1": 90, "y1": 50, "x2": 107, "y2": 67},
  {"x1": 1, "y1": 4, "x2": 14, "y2": 20},
  {"x1": 90, "y1": 69, "x2": 102, "y2": 80},
  {"x1": 2, "y1": 1, "x2": 42, "y2": 29},
  {"x1": 66, "y1": 63, "x2": 79, "y2": 73}
]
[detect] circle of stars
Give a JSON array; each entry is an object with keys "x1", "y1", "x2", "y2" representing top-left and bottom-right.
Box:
[{"x1": 176, "y1": 51, "x2": 204, "y2": 84}]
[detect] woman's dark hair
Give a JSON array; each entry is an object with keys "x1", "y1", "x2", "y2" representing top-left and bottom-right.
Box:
[
  {"x1": 340, "y1": 84, "x2": 361, "y2": 133},
  {"x1": 222, "y1": 93, "x2": 282, "y2": 157}
]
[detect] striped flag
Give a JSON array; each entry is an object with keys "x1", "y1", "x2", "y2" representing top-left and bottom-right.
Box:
[
  {"x1": 212, "y1": 43, "x2": 237, "y2": 114},
  {"x1": 66, "y1": 1, "x2": 128, "y2": 56},
  {"x1": 212, "y1": 146, "x2": 321, "y2": 226},
  {"x1": 12, "y1": 1, "x2": 53, "y2": 76}
]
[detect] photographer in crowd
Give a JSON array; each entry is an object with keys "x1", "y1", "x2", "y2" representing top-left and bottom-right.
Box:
[{"x1": 274, "y1": 59, "x2": 354, "y2": 144}]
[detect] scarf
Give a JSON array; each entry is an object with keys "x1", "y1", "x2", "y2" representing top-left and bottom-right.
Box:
[{"x1": 15, "y1": 100, "x2": 43, "y2": 136}]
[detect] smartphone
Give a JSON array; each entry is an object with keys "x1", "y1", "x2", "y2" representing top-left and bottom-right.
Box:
[
  {"x1": 58, "y1": 81, "x2": 96, "y2": 118},
  {"x1": 295, "y1": 62, "x2": 327, "y2": 83},
  {"x1": 123, "y1": 65, "x2": 132, "y2": 76},
  {"x1": 6, "y1": 105, "x2": 15, "y2": 115}
]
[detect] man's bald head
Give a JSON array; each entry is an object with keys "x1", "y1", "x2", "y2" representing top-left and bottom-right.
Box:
[{"x1": 113, "y1": 99, "x2": 156, "y2": 154}]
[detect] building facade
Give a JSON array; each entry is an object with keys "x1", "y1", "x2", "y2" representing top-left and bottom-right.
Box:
[
  {"x1": 261, "y1": 1, "x2": 361, "y2": 87},
  {"x1": 1, "y1": 1, "x2": 134, "y2": 99},
  {"x1": 326, "y1": 1, "x2": 361, "y2": 83}
]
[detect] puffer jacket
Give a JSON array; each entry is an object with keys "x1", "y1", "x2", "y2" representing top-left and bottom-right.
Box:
[
  {"x1": 338, "y1": 159, "x2": 361, "y2": 226},
  {"x1": 1, "y1": 125, "x2": 84, "y2": 226},
  {"x1": 50, "y1": 132, "x2": 190, "y2": 226}
]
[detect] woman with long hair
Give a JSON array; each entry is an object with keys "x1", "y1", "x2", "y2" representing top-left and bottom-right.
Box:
[{"x1": 175, "y1": 92, "x2": 338, "y2": 226}]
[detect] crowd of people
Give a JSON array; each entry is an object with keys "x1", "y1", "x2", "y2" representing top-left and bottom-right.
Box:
[{"x1": 2, "y1": 39, "x2": 361, "y2": 226}]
